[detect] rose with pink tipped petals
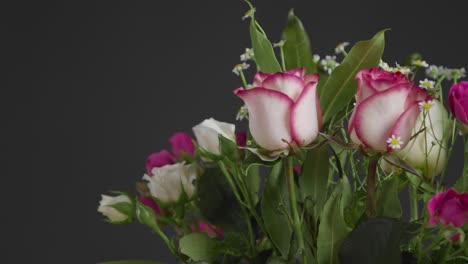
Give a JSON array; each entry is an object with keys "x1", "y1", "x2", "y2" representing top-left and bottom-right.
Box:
[
  {"x1": 427, "y1": 188, "x2": 468, "y2": 227},
  {"x1": 235, "y1": 68, "x2": 322, "y2": 151},
  {"x1": 169, "y1": 132, "x2": 195, "y2": 160},
  {"x1": 146, "y1": 150, "x2": 174, "y2": 175},
  {"x1": 191, "y1": 221, "x2": 224, "y2": 237},
  {"x1": 348, "y1": 68, "x2": 431, "y2": 153},
  {"x1": 448, "y1": 81, "x2": 468, "y2": 125},
  {"x1": 139, "y1": 196, "x2": 162, "y2": 215}
]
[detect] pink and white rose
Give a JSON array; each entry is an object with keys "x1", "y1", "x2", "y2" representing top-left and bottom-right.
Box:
[
  {"x1": 348, "y1": 68, "x2": 430, "y2": 153},
  {"x1": 234, "y1": 68, "x2": 322, "y2": 151}
]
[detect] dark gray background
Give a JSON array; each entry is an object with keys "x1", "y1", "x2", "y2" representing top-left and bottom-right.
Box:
[{"x1": 3, "y1": 0, "x2": 466, "y2": 263}]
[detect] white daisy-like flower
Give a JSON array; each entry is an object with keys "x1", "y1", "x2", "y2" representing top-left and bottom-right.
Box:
[
  {"x1": 232, "y1": 63, "x2": 250, "y2": 76},
  {"x1": 242, "y1": 8, "x2": 256, "y2": 21},
  {"x1": 418, "y1": 100, "x2": 434, "y2": 111},
  {"x1": 387, "y1": 135, "x2": 404, "y2": 150},
  {"x1": 412, "y1": 59, "x2": 429, "y2": 68},
  {"x1": 393, "y1": 63, "x2": 412, "y2": 75},
  {"x1": 446, "y1": 67, "x2": 467, "y2": 80},
  {"x1": 379, "y1": 60, "x2": 394, "y2": 72},
  {"x1": 236, "y1": 105, "x2": 248, "y2": 121},
  {"x1": 320, "y1": 55, "x2": 340, "y2": 74},
  {"x1": 240, "y1": 48, "x2": 254, "y2": 62},
  {"x1": 273, "y1": 40, "x2": 286, "y2": 48},
  {"x1": 335, "y1": 42, "x2": 350, "y2": 55},
  {"x1": 425, "y1": 65, "x2": 440, "y2": 79},
  {"x1": 419, "y1": 78, "x2": 435, "y2": 90},
  {"x1": 313, "y1": 54, "x2": 320, "y2": 63}
]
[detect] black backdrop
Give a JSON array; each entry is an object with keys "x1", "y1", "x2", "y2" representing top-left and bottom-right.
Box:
[{"x1": 4, "y1": 0, "x2": 466, "y2": 263}]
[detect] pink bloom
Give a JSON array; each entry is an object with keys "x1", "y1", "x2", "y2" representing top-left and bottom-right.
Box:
[
  {"x1": 168, "y1": 132, "x2": 195, "y2": 160},
  {"x1": 235, "y1": 131, "x2": 247, "y2": 147},
  {"x1": 146, "y1": 150, "x2": 174, "y2": 175},
  {"x1": 427, "y1": 188, "x2": 468, "y2": 227},
  {"x1": 348, "y1": 68, "x2": 430, "y2": 153},
  {"x1": 448, "y1": 81, "x2": 468, "y2": 125},
  {"x1": 234, "y1": 68, "x2": 322, "y2": 151},
  {"x1": 191, "y1": 221, "x2": 224, "y2": 237},
  {"x1": 139, "y1": 196, "x2": 162, "y2": 215},
  {"x1": 294, "y1": 164, "x2": 301, "y2": 175}
]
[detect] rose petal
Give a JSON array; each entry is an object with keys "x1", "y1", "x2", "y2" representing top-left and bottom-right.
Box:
[
  {"x1": 290, "y1": 82, "x2": 320, "y2": 146},
  {"x1": 284, "y1": 68, "x2": 306, "y2": 79},
  {"x1": 261, "y1": 73, "x2": 305, "y2": 101},
  {"x1": 304, "y1": 73, "x2": 320, "y2": 84},
  {"x1": 146, "y1": 150, "x2": 174, "y2": 175},
  {"x1": 353, "y1": 86, "x2": 411, "y2": 152},
  {"x1": 449, "y1": 88, "x2": 468, "y2": 124},
  {"x1": 169, "y1": 132, "x2": 195, "y2": 160},
  {"x1": 387, "y1": 102, "x2": 420, "y2": 152},
  {"x1": 253, "y1": 72, "x2": 272, "y2": 87},
  {"x1": 234, "y1": 87, "x2": 293, "y2": 150}
]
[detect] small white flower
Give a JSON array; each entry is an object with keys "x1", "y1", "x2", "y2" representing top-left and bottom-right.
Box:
[
  {"x1": 273, "y1": 40, "x2": 286, "y2": 48},
  {"x1": 446, "y1": 67, "x2": 467, "y2": 80},
  {"x1": 236, "y1": 105, "x2": 248, "y2": 121},
  {"x1": 419, "y1": 78, "x2": 435, "y2": 90},
  {"x1": 242, "y1": 8, "x2": 256, "y2": 21},
  {"x1": 387, "y1": 135, "x2": 404, "y2": 150},
  {"x1": 193, "y1": 118, "x2": 236, "y2": 155},
  {"x1": 393, "y1": 63, "x2": 412, "y2": 75},
  {"x1": 232, "y1": 63, "x2": 250, "y2": 76},
  {"x1": 379, "y1": 60, "x2": 394, "y2": 72},
  {"x1": 412, "y1": 59, "x2": 429, "y2": 68},
  {"x1": 98, "y1": 194, "x2": 132, "y2": 223},
  {"x1": 313, "y1": 54, "x2": 320, "y2": 63},
  {"x1": 425, "y1": 65, "x2": 440, "y2": 79},
  {"x1": 240, "y1": 48, "x2": 254, "y2": 62},
  {"x1": 418, "y1": 100, "x2": 434, "y2": 111},
  {"x1": 320, "y1": 55, "x2": 340, "y2": 74},
  {"x1": 335, "y1": 42, "x2": 350, "y2": 55}
]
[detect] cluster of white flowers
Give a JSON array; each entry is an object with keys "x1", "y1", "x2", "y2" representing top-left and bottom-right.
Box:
[
  {"x1": 425, "y1": 65, "x2": 466, "y2": 80},
  {"x1": 240, "y1": 48, "x2": 254, "y2": 62},
  {"x1": 335, "y1": 42, "x2": 350, "y2": 55},
  {"x1": 379, "y1": 60, "x2": 412, "y2": 75},
  {"x1": 320, "y1": 55, "x2": 340, "y2": 74},
  {"x1": 232, "y1": 62, "x2": 250, "y2": 76},
  {"x1": 236, "y1": 105, "x2": 248, "y2": 121},
  {"x1": 313, "y1": 54, "x2": 320, "y2": 63},
  {"x1": 412, "y1": 59, "x2": 429, "y2": 68}
]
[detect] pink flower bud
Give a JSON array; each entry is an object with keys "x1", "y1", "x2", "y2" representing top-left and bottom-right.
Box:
[
  {"x1": 190, "y1": 221, "x2": 224, "y2": 237},
  {"x1": 145, "y1": 150, "x2": 174, "y2": 175},
  {"x1": 427, "y1": 188, "x2": 468, "y2": 227},
  {"x1": 168, "y1": 132, "x2": 195, "y2": 160},
  {"x1": 139, "y1": 196, "x2": 162, "y2": 215},
  {"x1": 448, "y1": 81, "x2": 468, "y2": 125}
]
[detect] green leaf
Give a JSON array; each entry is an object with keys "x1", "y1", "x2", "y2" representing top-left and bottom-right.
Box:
[
  {"x1": 338, "y1": 218, "x2": 403, "y2": 264},
  {"x1": 261, "y1": 162, "x2": 292, "y2": 259},
  {"x1": 197, "y1": 168, "x2": 244, "y2": 232},
  {"x1": 179, "y1": 233, "x2": 221, "y2": 262},
  {"x1": 319, "y1": 29, "x2": 387, "y2": 124},
  {"x1": 246, "y1": 164, "x2": 261, "y2": 205},
  {"x1": 218, "y1": 135, "x2": 238, "y2": 162},
  {"x1": 281, "y1": 9, "x2": 316, "y2": 73},
  {"x1": 299, "y1": 145, "x2": 329, "y2": 223},
  {"x1": 378, "y1": 175, "x2": 402, "y2": 219},
  {"x1": 454, "y1": 135, "x2": 468, "y2": 192},
  {"x1": 317, "y1": 178, "x2": 352, "y2": 264},
  {"x1": 250, "y1": 16, "x2": 281, "y2": 73},
  {"x1": 98, "y1": 261, "x2": 164, "y2": 264}
]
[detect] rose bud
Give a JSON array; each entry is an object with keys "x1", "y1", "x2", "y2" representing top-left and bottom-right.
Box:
[
  {"x1": 348, "y1": 68, "x2": 430, "y2": 153},
  {"x1": 234, "y1": 68, "x2": 321, "y2": 151},
  {"x1": 98, "y1": 194, "x2": 133, "y2": 224},
  {"x1": 168, "y1": 132, "x2": 195, "y2": 160},
  {"x1": 395, "y1": 100, "x2": 449, "y2": 178},
  {"x1": 448, "y1": 81, "x2": 468, "y2": 132},
  {"x1": 192, "y1": 118, "x2": 236, "y2": 155},
  {"x1": 143, "y1": 163, "x2": 198, "y2": 203},
  {"x1": 145, "y1": 150, "x2": 174, "y2": 175},
  {"x1": 139, "y1": 196, "x2": 162, "y2": 215},
  {"x1": 428, "y1": 188, "x2": 468, "y2": 227},
  {"x1": 190, "y1": 221, "x2": 224, "y2": 238}
]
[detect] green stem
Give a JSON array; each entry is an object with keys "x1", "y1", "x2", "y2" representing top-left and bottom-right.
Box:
[
  {"x1": 285, "y1": 157, "x2": 306, "y2": 263},
  {"x1": 239, "y1": 69, "x2": 249, "y2": 88},
  {"x1": 409, "y1": 183, "x2": 419, "y2": 222},
  {"x1": 280, "y1": 45, "x2": 286, "y2": 71},
  {"x1": 148, "y1": 221, "x2": 186, "y2": 263},
  {"x1": 366, "y1": 156, "x2": 379, "y2": 218}
]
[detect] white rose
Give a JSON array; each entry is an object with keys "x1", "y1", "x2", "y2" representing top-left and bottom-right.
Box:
[
  {"x1": 192, "y1": 118, "x2": 236, "y2": 155},
  {"x1": 143, "y1": 163, "x2": 197, "y2": 203},
  {"x1": 98, "y1": 194, "x2": 132, "y2": 223}
]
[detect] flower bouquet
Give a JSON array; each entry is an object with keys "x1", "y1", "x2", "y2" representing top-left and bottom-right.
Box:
[{"x1": 98, "y1": 2, "x2": 468, "y2": 264}]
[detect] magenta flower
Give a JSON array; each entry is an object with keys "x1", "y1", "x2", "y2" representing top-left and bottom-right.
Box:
[
  {"x1": 139, "y1": 196, "x2": 162, "y2": 215},
  {"x1": 234, "y1": 68, "x2": 322, "y2": 151},
  {"x1": 235, "y1": 131, "x2": 247, "y2": 147},
  {"x1": 448, "y1": 81, "x2": 468, "y2": 125},
  {"x1": 348, "y1": 68, "x2": 430, "y2": 153},
  {"x1": 190, "y1": 221, "x2": 224, "y2": 237},
  {"x1": 427, "y1": 188, "x2": 468, "y2": 227},
  {"x1": 168, "y1": 132, "x2": 195, "y2": 160},
  {"x1": 146, "y1": 150, "x2": 174, "y2": 175}
]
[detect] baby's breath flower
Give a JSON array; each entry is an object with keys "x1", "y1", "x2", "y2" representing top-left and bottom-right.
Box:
[
  {"x1": 387, "y1": 135, "x2": 404, "y2": 150},
  {"x1": 425, "y1": 65, "x2": 441, "y2": 79},
  {"x1": 418, "y1": 100, "x2": 434, "y2": 111},
  {"x1": 313, "y1": 54, "x2": 320, "y2": 63},
  {"x1": 273, "y1": 40, "x2": 286, "y2": 48},
  {"x1": 419, "y1": 78, "x2": 435, "y2": 90},
  {"x1": 236, "y1": 105, "x2": 248, "y2": 121},
  {"x1": 320, "y1": 55, "x2": 340, "y2": 74},
  {"x1": 335, "y1": 42, "x2": 350, "y2": 55},
  {"x1": 379, "y1": 60, "x2": 394, "y2": 72},
  {"x1": 232, "y1": 63, "x2": 250, "y2": 76},
  {"x1": 446, "y1": 68, "x2": 467, "y2": 81},
  {"x1": 412, "y1": 59, "x2": 429, "y2": 68},
  {"x1": 242, "y1": 8, "x2": 256, "y2": 21},
  {"x1": 393, "y1": 63, "x2": 412, "y2": 75},
  {"x1": 240, "y1": 48, "x2": 254, "y2": 62}
]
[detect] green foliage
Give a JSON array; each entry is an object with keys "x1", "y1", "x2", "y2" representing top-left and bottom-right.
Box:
[
  {"x1": 319, "y1": 30, "x2": 387, "y2": 124},
  {"x1": 377, "y1": 175, "x2": 402, "y2": 219},
  {"x1": 179, "y1": 233, "x2": 220, "y2": 262},
  {"x1": 281, "y1": 9, "x2": 317, "y2": 73},
  {"x1": 245, "y1": 164, "x2": 261, "y2": 206},
  {"x1": 218, "y1": 135, "x2": 238, "y2": 162},
  {"x1": 97, "y1": 261, "x2": 164, "y2": 264},
  {"x1": 261, "y1": 162, "x2": 293, "y2": 259}
]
